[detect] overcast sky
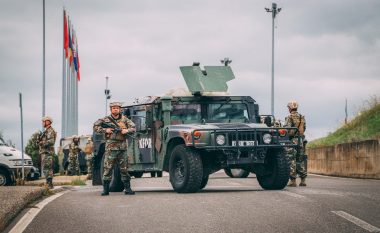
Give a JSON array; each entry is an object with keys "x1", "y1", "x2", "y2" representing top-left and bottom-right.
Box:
[{"x1": 1, "y1": 0, "x2": 379, "y2": 150}]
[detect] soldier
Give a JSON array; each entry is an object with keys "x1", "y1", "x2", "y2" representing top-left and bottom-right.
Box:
[
  {"x1": 93, "y1": 102, "x2": 136, "y2": 196},
  {"x1": 84, "y1": 137, "x2": 94, "y2": 180},
  {"x1": 284, "y1": 100, "x2": 307, "y2": 187},
  {"x1": 38, "y1": 116, "x2": 57, "y2": 189},
  {"x1": 67, "y1": 136, "x2": 81, "y2": 176}
]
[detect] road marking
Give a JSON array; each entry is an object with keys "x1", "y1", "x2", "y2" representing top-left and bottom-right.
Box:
[
  {"x1": 9, "y1": 191, "x2": 69, "y2": 233},
  {"x1": 281, "y1": 191, "x2": 306, "y2": 199},
  {"x1": 332, "y1": 211, "x2": 380, "y2": 232}
]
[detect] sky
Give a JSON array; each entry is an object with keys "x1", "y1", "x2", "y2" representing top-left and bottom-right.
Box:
[{"x1": 0, "y1": 0, "x2": 379, "y2": 150}]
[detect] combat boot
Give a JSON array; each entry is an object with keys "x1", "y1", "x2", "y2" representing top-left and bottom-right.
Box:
[
  {"x1": 123, "y1": 180, "x2": 135, "y2": 195},
  {"x1": 47, "y1": 178, "x2": 54, "y2": 189},
  {"x1": 299, "y1": 177, "x2": 307, "y2": 186},
  {"x1": 287, "y1": 179, "x2": 297, "y2": 187},
  {"x1": 101, "y1": 180, "x2": 110, "y2": 196}
]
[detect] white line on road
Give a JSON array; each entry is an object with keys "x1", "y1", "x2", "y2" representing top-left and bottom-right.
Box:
[
  {"x1": 281, "y1": 191, "x2": 306, "y2": 199},
  {"x1": 9, "y1": 191, "x2": 69, "y2": 233},
  {"x1": 332, "y1": 211, "x2": 380, "y2": 232}
]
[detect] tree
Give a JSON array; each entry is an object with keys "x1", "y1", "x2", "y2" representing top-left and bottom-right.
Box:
[{"x1": 25, "y1": 132, "x2": 41, "y2": 170}]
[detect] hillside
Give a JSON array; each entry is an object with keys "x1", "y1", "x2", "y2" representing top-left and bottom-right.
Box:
[{"x1": 308, "y1": 99, "x2": 380, "y2": 148}]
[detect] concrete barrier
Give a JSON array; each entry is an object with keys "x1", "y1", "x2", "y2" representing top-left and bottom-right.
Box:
[{"x1": 306, "y1": 138, "x2": 380, "y2": 179}]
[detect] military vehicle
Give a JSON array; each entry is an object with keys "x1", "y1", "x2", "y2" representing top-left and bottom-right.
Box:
[
  {"x1": 92, "y1": 62, "x2": 299, "y2": 193},
  {"x1": 59, "y1": 135, "x2": 91, "y2": 175}
]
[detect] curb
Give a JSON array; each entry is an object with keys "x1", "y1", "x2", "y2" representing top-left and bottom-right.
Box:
[{"x1": 0, "y1": 186, "x2": 68, "y2": 232}]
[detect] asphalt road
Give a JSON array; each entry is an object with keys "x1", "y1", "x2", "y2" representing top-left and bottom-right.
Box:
[{"x1": 6, "y1": 173, "x2": 380, "y2": 233}]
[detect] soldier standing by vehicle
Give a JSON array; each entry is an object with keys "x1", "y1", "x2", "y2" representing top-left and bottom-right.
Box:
[
  {"x1": 38, "y1": 116, "x2": 57, "y2": 189},
  {"x1": 284, "y1": 100, "x2": 307, "y2": 187},
  {"x1": 84, "y1": 138, "x2": 94, "y2": 180},
  {"x1": 93, "y1": 102, "x2": 136, "y2": 196},
  {"x1": 67, "y1": 136, "x2": 81, "y2": 176}
]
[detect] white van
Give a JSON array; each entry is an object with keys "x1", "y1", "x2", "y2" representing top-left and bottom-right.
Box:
[{"x1": 0, "y1": 138, "x2": 33, "y2": 186}]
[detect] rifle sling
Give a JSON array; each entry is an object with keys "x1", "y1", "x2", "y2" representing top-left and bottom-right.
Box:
[{"x1": 107, "y1": 116, "x2": 128, "y2": 129}]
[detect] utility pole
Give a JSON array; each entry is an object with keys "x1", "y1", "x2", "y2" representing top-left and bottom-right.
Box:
[
  {"x1": 19, "y1": 93, "x2": 25, "y2": 181},
  {"x1": 42, "y1": 0, "x2": 46, "y2": 119},
  {"x1": 105, "y1": 76, "x2": 111, "y2": 115},
  {"x1": 265, "y1": 3, "x2": 281, "y2": 116}
]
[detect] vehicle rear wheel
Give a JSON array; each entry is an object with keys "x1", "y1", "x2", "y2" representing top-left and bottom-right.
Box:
[
  {"x1": 100, "y1": 154, "x2": 123, "y2": 192},
  {"x1": 132, "y1": 172, "x2": 144, "y2": 178},
  {"x1": 0, "y1": 170, "x2": 11, "y2": 186},
  {"x1": 256, "y1": 150, "x2": 289, "y2": 190},
  {"x1": 224, "y1": 168, "x2": 250, "y2": 178},
  {"x1": 169, "y1": 144, "x2": 203, "y2": 193},
  {"x1": 92, "y1": 144, "x2": 105, "y2": 186}
]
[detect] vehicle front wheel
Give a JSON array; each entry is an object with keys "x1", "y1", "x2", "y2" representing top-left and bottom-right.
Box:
[
  {"x1": 169, "y1": 144, "x2": 203, "y2": 193},
  {"x1": 0, "y1": 169, "x2": 12, "y2": 186},
  {"x1": 256, "y1": 150, "x2": 290, "y2": 190}
]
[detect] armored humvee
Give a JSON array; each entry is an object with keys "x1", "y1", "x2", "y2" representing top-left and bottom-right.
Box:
[{"x1": 92, "y1": 63, "x2": 299, "y2": 193}]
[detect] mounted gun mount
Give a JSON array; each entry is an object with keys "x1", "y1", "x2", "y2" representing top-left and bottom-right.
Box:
[{"x1": 180, "y1": 62, "x2": 235, "y2": 95}]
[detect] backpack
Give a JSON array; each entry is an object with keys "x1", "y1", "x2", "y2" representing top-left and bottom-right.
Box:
[{"x1": 289, "y1": 113, "x2": 305, "y2": 136}]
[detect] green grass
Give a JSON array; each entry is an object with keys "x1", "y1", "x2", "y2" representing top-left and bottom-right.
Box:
[
  {"x1": 70, "y1": 178, "x2": 86, "y2": 186},
  {"x1": 308, "y1": 98, "x2": 380, "y2": 148}
]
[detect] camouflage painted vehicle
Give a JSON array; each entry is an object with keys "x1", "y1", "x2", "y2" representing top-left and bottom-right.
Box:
[
  {"x1": 92, "y1": 63, "x2": 299, "y2": 193},
  {"x1": 59, "y1": 135, "x2": 91, "y2": 175}
]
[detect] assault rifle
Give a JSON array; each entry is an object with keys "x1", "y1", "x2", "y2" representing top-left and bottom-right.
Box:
[
  {"x1": 100, "y1": 122, "x2": 122, "y2": 133},
  {"x1": 100, "y1": 122, "x2": 136, "y2": 139}
]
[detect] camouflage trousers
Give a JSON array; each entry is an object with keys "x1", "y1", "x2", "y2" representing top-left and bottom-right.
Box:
[
  {"x1": 102, "y1": 149, "x2": 131, "y2": 182},
  {"x1": 287, "y1": 146, "x2": 307, "y2": 180},
  {"x1": 67, "y1": 154, "x2": 80, "y2": 175},
  {"x1": 42, "y1": 153, "x2": 54, "y2": 179},
  {"x1": 86, "y1": 154, "x2": 94, "y2": 176}
]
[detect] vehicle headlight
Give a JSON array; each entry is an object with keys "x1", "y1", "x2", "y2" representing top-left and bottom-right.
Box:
[
  {"x1": 12, "y1": 160, "x2": 23, "y2": 166},
  {"x1": 263, "y1": 134, "x2": 272, "y2": 144},
  {"x1": 216, "y1": 134, "x2": 226, "y2": 146}
]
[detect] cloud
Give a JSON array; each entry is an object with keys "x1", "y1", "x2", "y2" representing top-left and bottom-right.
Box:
[{"x1": 0, "y1": 0, "x2": 379, "y2": 150}]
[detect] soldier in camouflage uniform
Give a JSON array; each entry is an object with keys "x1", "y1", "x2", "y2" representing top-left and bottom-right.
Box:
[
  {"x1": 67, "y1": 136, "x2": 81, "y2": 176},
  {"x1": 84, "y1": 138, "x2": 94, "y2": 180},
  {"x1": 93, "y1": 102, "x2": 136, "y2": 196},
  {"x1": 284, "y1": 100, "x2": 307, "y2": 187},
  {"x1": 38, "y1": 116, "x2": 57, "y2": 189}
]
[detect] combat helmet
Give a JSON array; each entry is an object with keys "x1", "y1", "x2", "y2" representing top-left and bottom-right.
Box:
[
  {"x1": 42, "y1": 116, "x2": 53, "y2": 123},
  {"x1": 109, "y1": 102, "x2": 122, "y2": 108},
  {"x1": 287, "y1": 100, "x2": 298, "y2": 110}
]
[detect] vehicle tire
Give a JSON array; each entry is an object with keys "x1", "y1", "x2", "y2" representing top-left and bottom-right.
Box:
[
  {"x1": 132, "y1": 172, "x2": 144, "y2": 178},
  {"x1": 199, "y1": 173, "x2": 209, "y2": 190},
  {"x1": 224, "y1": 168, "x2": 250, "y2": 178},
  {"x1": 169, "y1": 144, "x2": 203, "y2": 193},
  {"x1": 150, "y1": 172, "x2": 156, "y2": 177},
  {"x1": 156, "y1": 171, "x2": 163, "y2": 177},
  {"x1": 100, "y1": 154, "x2": 123, "y2": 192},
  {"x1": 256, "y1": 150, "x2": 290, "y2": 190},
  {"x1": 92, "y1": 144, "x2": 105, "y2": 186},
  {"x1": 0, "y1": 169, "x2": 12, "y2": 186}
]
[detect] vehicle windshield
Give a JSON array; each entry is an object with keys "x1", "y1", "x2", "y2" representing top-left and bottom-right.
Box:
[
  {"x1": 170, "y1": 102, "x2": 249, "y2": 124},
  {"x1": 208, "y1": 103, "x2": 249, "y2": 122},
  {"x1": 171, "y1": 104, "x2": 201, "y2": 124}
]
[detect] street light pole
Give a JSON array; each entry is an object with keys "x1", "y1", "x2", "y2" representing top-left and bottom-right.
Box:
[
  {"x1": 105, "y1": 76, "x2": 111, "y2": 115},
  {"x1": 265, "y1": 3, "x2": 281, "y2": 116}
]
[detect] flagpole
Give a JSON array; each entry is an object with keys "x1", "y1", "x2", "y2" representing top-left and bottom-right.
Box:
[{"x1": 62, "y1": 9, "x2": 66, "y2": 138}]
